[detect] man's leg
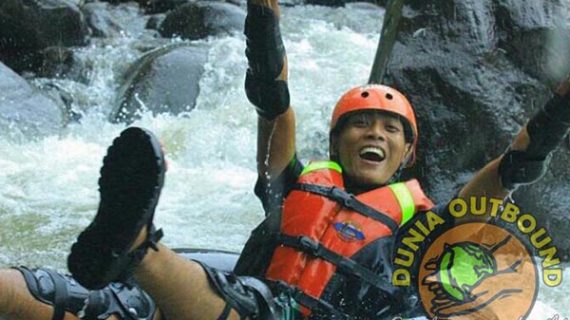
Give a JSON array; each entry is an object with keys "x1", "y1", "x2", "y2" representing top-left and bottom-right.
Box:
[
  {"x1": 67, "y1": 127, "x2": 277, "y2": 320},
  {"x1": 0, "y1": 269, "x2": 82, "y2": 320},
  {"x1": 134, "y1": 240, "x2": 279, "y2": 320},
  {"x1": 0, "y1": 268, "x2": 159, "y2": 320},
  {"x1": 135, "y1": 243, "x2": 240, "y2": 319},
  {"x1": 0, "y1": 262, "x2": 241, "y2": 320}
]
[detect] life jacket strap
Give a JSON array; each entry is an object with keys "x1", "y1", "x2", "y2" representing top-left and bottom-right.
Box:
[
  {"x1": 269, "y1": 281, "x2": 349, "y2": 319},
  {"x1": 293, "y1": 183, "x2": 398, "y2": 233},
  {"x1": 277, "y1": 235, "x2": 397, "y2": 296}
]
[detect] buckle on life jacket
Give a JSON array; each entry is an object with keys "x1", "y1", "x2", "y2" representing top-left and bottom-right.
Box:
[
  {"x1": 268, "y1": 281, "x2": 349, "y2": 319},
  {"x1": 329, "y1": 187, "x2": 354, "y2": 207},
  {"x1": 277, "y1": 234, "x2": 399, "y2": 297},
  {"x1": 337, "y1": 258, "x2": 358, "y2": 275},
  {"x1": 293, "y1": 183, "x2": 398, "y2": 233},
  {"x1": 298, "y1": 236, "x2": 320, "y2": 256}
]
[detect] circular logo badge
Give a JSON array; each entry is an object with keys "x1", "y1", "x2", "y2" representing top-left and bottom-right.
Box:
[
  {"x1": 333, "y1": 220, "x2": 365, "y2": 242},
  {"x1": 418, "y1": 223, "x2": 538, "y2": 319}
]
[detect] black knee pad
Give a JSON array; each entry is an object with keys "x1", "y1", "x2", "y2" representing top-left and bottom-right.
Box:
[
  {"x1": 14, "y1": 266, "x2": 157, "y2": 320},
  {"x1": 244, "y1": 3, "x2": 290, "y2": 121},
  {"x1": 244, "y1": 3, "x2": 285, "y2": 80},
  {"x1": 197, "y1": 261, "x2": 281, "y2": 320},
  {"x1": 15, "y1": 266, "x2": 89, "y2": 319},
  {"x1": 82, "y1": 282, "x2": 157, "y2": 320}
]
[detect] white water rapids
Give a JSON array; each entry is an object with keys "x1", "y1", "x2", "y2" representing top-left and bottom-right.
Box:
[{"x1": 0, "y1": 3, "x2": 567, "y2": 318}]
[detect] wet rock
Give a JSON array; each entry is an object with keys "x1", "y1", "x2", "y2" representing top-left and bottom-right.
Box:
[
  {"x1": 387, "y1": 0, "x2": 570, "y2": 258},
  {"x1": 279, "y1": 0, "x2": 306, "y2": 6},
  {"x1": 227, "y1": 0, "x2": 246, "y2": 6},
  {"x1": 83, "y1": 2, "x2": 126, "y2": 38},
  {"x1": 0, "y1": 62, "x2": 65, "y2": 138},
  {"x1": 140, "y1": 0, "x2": 192, "y2": 14},
  {"x1": 494, "y1": 0, "x2": 570, "y2": 87},
  {"x1": 305, "y1": 0, "x2": 345, "y2": 6},
  {"x1": 96, "y1": 0, "x2": 123, "y2": 3},
  {"x1": 131, "y1": 38, "x2": 173, "y2": 53},
  {"x1": 111, "y1": 43, "x2": 208, "y2": 123},
  {"x1": 97, "y1": 0, "x2": 191, "y2": 13},
  {"x1": 37, "y1": 47, "x2": 91, "y2": 84},
  {"x1": 146, "y1": 13, "x2": 167, "y2": 31},
  {"x1": 0, "y1": 0, "x2": 89, "y2": 73},
  {"x1": 227, "y1": 0, "x2": 303, "y2": 7},
  {"x1": 159, "y1": 1, "x2": 246, "y2": 40},
  {"x1": 36, "y1": 82, "x2": 82, "y2": 124},
  {"x1": 305, "y1": 0, "x2": 386, "y2": 7},
  {"x1": 83, "y1": 2, "x2": 152, "y2": 38}
]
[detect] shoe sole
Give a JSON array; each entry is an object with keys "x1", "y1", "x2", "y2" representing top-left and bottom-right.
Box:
[{"x1": 68, "y1": 127, "x2": 165, "y2": 290}]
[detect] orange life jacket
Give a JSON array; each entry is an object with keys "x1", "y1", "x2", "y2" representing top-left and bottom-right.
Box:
[{"x1": 265, "y1": 161, "x2": 434, "y2": 317}]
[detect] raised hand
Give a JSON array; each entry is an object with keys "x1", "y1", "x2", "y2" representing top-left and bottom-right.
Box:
[{"x1": 244, "y1": 0, "x2": 290, "y2": 121}]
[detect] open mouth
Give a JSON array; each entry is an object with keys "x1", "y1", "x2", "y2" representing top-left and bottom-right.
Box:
[{"x1": 359, "y1": 146, "x2": 385, "y2": 162}]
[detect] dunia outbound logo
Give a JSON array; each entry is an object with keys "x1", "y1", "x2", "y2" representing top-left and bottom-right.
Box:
[{"x1": 392, "y1": 197, "x2": 563, "y2": 319}]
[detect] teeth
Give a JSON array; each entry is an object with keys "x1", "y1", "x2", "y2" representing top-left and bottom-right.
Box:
[{"x1": 359, "y1": 147, "x2": 385, "y2": 159}]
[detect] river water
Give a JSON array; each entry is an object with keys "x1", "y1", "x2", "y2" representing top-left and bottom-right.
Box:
[{"x1": 0, "y1": 3, "x2": 567, "y2": 318}]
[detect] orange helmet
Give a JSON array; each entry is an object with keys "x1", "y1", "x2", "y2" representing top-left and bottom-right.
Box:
[{"x1": 330, "y1": 84, "x2": 418, "y2": 166}]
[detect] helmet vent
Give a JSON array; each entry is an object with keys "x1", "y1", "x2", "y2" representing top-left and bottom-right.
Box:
[
  {"x1": 386, "y1": 93, "x2": 393, "y2": 100},
  {"x1": 361, "y1": 91, "x2": 369, "y2": 98}
]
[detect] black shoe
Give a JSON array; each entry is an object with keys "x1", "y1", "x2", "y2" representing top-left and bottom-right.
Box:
[{"x1": 68, "y1": 127, "x2": 166, "y2": 290}]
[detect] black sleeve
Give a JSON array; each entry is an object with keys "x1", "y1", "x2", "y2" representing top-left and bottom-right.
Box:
[{"x1": 254, "y1": 154, "x2": 304, "y2": 216}]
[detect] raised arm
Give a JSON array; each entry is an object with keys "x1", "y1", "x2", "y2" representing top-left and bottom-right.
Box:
[
  {"x1": 245, "y1": 0, "x2": 296, "y2": 181},
  {"x1": 459, "y1": 81, "x2": 570, "y2": 199}
]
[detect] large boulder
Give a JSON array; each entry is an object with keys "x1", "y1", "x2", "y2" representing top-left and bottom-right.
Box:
[
  {"x1": 387, "y1": 0, "x2": 570, "y2": 259},
  {"x1": 111, "y1": 43, "x2": 208, "y2": 123},
  {"x1": 0, "y1": 0, "x2": 89, "y2": 73},
  {"x1": 159, "y1": 1, "x2": 246, "y2": 40},
  {"x1": 0, "y1": 62, "x2": 65, "y2": 138}
]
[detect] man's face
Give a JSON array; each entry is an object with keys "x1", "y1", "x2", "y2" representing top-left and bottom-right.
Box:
[{"x1": 332, "y1": 111, "x2": 412, "y2": 190}]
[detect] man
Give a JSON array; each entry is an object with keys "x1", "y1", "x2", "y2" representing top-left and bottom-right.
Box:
[{"x1": 0, "y1": 0, "x2": 568, "y2": 319}]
